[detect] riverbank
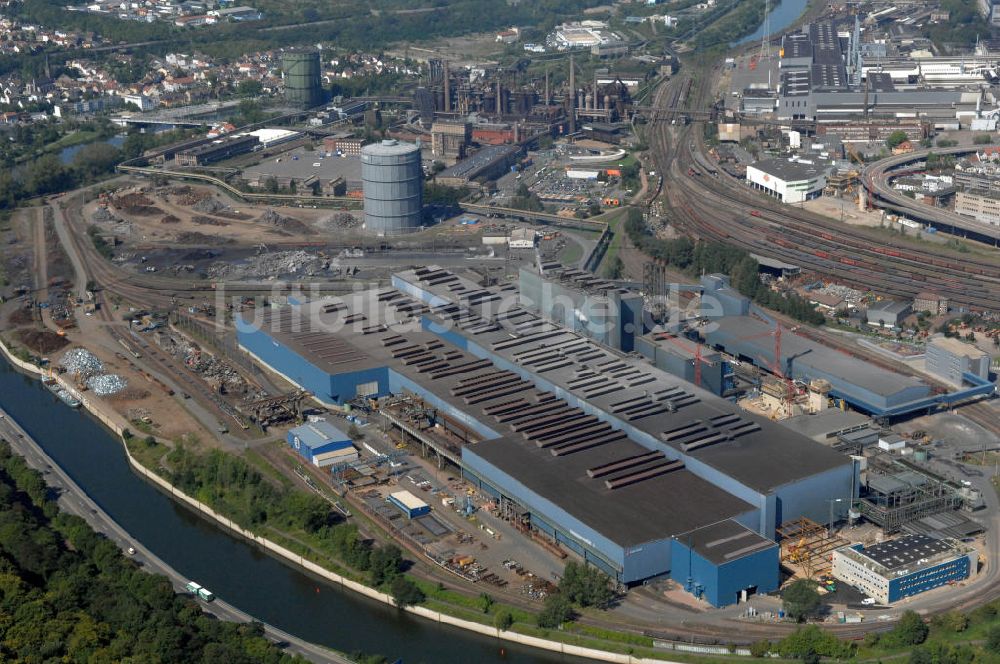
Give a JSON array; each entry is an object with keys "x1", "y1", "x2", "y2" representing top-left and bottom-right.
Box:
[
  {"x1": 0, "y1": 400, "x2": 351, "y2": 664},
  {"x1": 0, "y1": 336, "x2": 707, "y2": 664}
]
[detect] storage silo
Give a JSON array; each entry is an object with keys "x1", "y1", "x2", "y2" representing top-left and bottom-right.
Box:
[
  {"x1": 361, "y1": 139, "x2": 423, "y2": 234},
  {"x1": 282, "y1": 50, "x2": 323, "y2": 108}
]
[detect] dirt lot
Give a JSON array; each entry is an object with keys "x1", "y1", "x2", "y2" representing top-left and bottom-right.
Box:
[
  {"x1": 85, "y1": 182, "x2": 361, "y2": 248},
  {"x1": 390, "y1": 31, "x2": 504, "y2": 66}
]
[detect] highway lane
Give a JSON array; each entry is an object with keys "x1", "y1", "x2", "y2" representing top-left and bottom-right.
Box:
[
  {"x1": 0, "y1": 406, "x2": 352, "y2": 664},
  {"x1": 864, "y1": 144, "x2": 1000, "y2": 245}
]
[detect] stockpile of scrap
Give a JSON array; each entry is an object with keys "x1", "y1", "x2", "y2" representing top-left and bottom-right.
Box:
[
  {"x1": 206, "y1": 250, "x2": 326, "y2": 279},
  {"x1": 163, "y1": 332, "x2": 249, "y2": 395},
  {"x1": 112, "y1": 193, "x2": 163, "y2": 216},
  {"x1": 60, "y1": 348, "x2": 103, "y2": 378},
  {"x1": 86, "y1": 373, "x2": 128, "y2": 396},
  {"x1": 258, "y1": 209, "x2": 317, "y2": 236},
  {"x1": 192, "y1": 197, "x2": 226, "y2": 214},
  {"x1": 323, "y1": 212, "x2": 361, "y2": 229}
]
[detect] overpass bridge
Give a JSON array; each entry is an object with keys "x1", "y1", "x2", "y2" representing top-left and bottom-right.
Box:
[{"x1": 863, "y1": 144, "x2": 1000, "y2": 245}]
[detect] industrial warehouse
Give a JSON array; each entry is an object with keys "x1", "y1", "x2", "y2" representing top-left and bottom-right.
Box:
[{"x1": 237, "y1": 266, "x2": 858, "y2": 606}]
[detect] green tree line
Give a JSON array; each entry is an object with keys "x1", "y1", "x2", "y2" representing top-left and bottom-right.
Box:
[
  {"x1": 623, "y1": 208, "x2": 825, "y2": 324},
  {"x1": 0, "y1": 439, "x2": 306, "y2": 662}
]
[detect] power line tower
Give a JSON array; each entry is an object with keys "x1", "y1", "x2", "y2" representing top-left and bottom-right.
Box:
[{"x1": 759, "y1": 0, "x2": 772, "y2": 62}]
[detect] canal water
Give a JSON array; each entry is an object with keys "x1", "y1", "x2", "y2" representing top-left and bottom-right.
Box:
[
  {"x1": 0, "y1": 356, "x2": 583, "y2": 664},
  {"x1": 734, "y1": 0, "x2": 810, "y2": 46},
  {"x1": 58, "y1": 134, "x2": 127, "y2": 165}
]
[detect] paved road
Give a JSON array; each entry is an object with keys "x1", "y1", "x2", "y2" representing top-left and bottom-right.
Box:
[{"x1": 0, "y1": 406, "x2": 352, "y2": 664}]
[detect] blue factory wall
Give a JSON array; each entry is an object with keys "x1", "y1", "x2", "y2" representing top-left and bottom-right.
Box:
[
  {"x1": 462, "y1": 446, "x2": 684, "y2": 583},
  {"x1": 670, "y1": 537, "x2": 780, "y2": 607},
  {"x1": 236, "y1": 323, "x2": 389, "y2": 405},
  {"x1": 887, "y1": 555, "x2": 971, "y2": 603},
  {"x1": 774, "y1": 463, "x2": 858, "y2": 529}
]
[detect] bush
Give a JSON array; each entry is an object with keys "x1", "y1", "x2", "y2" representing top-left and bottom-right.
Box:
[
  {"x1": 494, "y1": 609, "x2": 514, "y2": 631},
  {"x1": 986, "y1": 624, "x2": 1000, "y2": 654},
  {"x1": 782, "y1": 579, "x2": 820, "y2": 622},
  {"x1": 749, "y1": 639, "x2": 771, "y2": 657},
  {"x1": 881, "y1": 611, "x2": 929, "y2": 648},
  {"x1": 559, "y1": 562, "x2": 615, "y2": 609},
  {"x1": 536, "y1": 594, "x2": 574, "y2": 629},
  {"x1": 390, "y1": 576, "x2": 425, "y2": 608}
]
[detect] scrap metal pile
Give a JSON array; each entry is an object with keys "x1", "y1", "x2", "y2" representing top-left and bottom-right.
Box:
[
  {"x1": 156, "y1": 331, "x2": 250, "y2": 395},
  {"x1": 86, "y1": 373, "x2": 128, "y2": 396},
  {"x1": 60, "y1": 348, "x2": 103, "y2": 377}
]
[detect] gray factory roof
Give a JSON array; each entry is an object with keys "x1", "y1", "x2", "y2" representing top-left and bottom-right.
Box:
[
  {"x1": 781, "y1": 409, "x2": 873, "y2": 442},
  {"x1": 395, "y1": 267, "x2": 852, "y2": 495},
  {"x1": 438, "y1": 144, "x2": 519, "y2": 180},
  {"x1": 468, "y1": 433, "x2": 754, "y2": 548},
  {"x1": 867, "y1": 72, "x2": 896, "y2": 92},
  {"x1": 811, "y1": 64, "x2": 848, "y2": 90},
  {"x1": 811, "y1": 90, "x2": 966, "y2": 107},
  {"x1": 361, "y1": 138, "x2": 420, "y2": 157},
  {"x1": 245, "y1": 290, "x2": 755, "y2": 548},
  {"x1": 702, "y1": 316, "x2": 927, "y2": 399},
  {"x1": 750, "y1": 158, "x2": 831, "y2": 182},
  {"x1": 243, "y1": 149, "x2": 362, "y2": 183},
  {"x1": 677, "y1": 520, "x2": 777, "y2": 566},
  {"x1": 867, "y1": 299, "x2": 910, "y2": 317}
]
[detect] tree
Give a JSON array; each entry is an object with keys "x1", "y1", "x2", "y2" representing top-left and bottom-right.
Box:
[
  {"x1": 885, "y1": 130, "x2": 909, "y2": 149},
  {"x1": 885, "y1": 611, "x2": 929, "y2": 647},
  {"x1": 782, "y1": 579, "x2": 820, "y2": 622},
  {"x1": 986, "y1": 624, "x2": 1000, "y2": 653},
  {"x1": 749, "y1": 640, "x2": 771, "y2": 657},
  {"x1": 369, "y1": 544, "x2": 402, "y2": 586},
  {"x1": 389, "y1": 576, "x2": 425, "y2": 607},
  {"x1": 494, "y1": 609, "x2": 514, "y2": 631},
  {"x1": 479, "y1": 592, "x2": 494, "y2": 614},
  {"x1": 536, "y1": 594, "x2": 574, "y2": 628},
  {"x1": 237, "y1": 79, "x2": 263, "y2": 97},
  {"x1": 72, "y1": 142, "x2": 122, "y2": 180},
  {"x1": 604, "y1": 255, "x2": 624, "y2": 279}
]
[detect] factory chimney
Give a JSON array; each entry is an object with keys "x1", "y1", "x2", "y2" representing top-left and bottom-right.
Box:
[
  {"x1": 443, "y1": 60, "x2": 451, "y2": 112},
  {"x1": 593, "y1": 71, "x2": 598, "y2": 109},
  {"x1": 568, "y1": 54, "x2": 576, "y2": 133},
  {"x1": 496, "y1": 76, "x2": 503, "y2": 116},
  {"x1": 544, "y1": 67, "x2": 550, "y2": 106}
]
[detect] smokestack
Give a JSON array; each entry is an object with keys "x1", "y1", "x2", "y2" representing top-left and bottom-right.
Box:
[
  {"x1": 497, "y1": 76, "x2": 502, "y2": 116},
  {"x1": 593, "y1": 71, "x2": 598, "y2": 109},
  {"x1": 569, "y1": 54, "x2": 576, "y2": 133},
  {"x1": 443, "y1": 60, "x2": 450, "y2": 112},
  {"x1": 544, "y1": 67, "x2": 550, "y2": 106}
]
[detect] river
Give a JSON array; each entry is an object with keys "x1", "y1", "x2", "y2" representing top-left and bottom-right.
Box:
[
  {"x1": 0, "y1": 356, "x2": 583, "y2": 664},
  {"x1": 58, "y1": 134, "x2": 127, "y2": 165},
  {"x1": 734, "y1": 0, "x2": 810, "y2": 46}
]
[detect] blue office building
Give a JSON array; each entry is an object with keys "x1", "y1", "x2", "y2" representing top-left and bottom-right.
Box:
[{"x1": 832, "y1": 534, "x2": 975, "y2": 604}]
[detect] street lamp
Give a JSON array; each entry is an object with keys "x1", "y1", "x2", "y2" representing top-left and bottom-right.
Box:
[{"x1": 827, "y1": 498, "x2": 843, "y2": 537}]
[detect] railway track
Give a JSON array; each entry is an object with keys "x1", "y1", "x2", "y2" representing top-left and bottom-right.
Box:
[{"x1": 644, "y1": 80, "x2": 1000, "y2": 310}]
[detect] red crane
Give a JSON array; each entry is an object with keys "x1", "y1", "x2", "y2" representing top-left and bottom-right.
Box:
[{"x1": 653, "y1": 332, "x2": 713, "y2": 388}]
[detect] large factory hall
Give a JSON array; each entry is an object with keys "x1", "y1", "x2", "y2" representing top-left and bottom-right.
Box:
[{"x1": 237, "y1": 266, "x2": 864, "y2": 607}]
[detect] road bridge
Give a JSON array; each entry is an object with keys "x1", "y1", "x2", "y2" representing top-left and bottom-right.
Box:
[{"x1": 863, "y1": 144, "x2": 1000, "y2": 245}]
